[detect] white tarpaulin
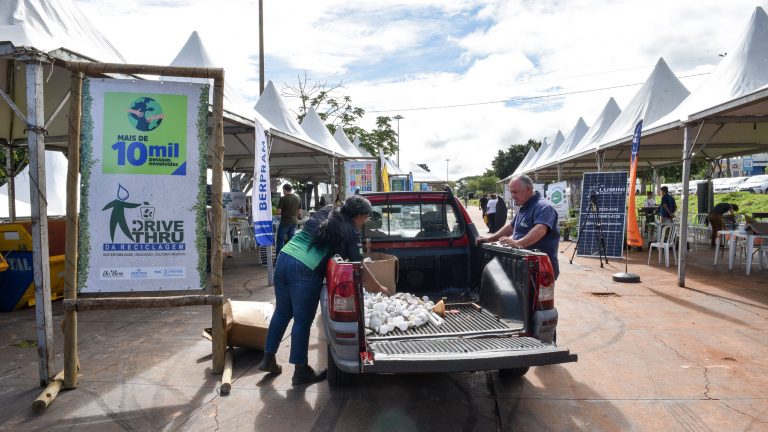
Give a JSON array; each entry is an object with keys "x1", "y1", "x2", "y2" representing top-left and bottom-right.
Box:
[
  {"x1": 78, "y1": 79, "x2": 209, "y2": 292},
  {"x1": 561, "y1": 98, "x2": 621, "y2": 162},
  {"x1": 334, "y1": 128, "x2": 366, "y2": 157},
  {"x1": 301, "y1": 107, "x2": 350, "y2": 157}
]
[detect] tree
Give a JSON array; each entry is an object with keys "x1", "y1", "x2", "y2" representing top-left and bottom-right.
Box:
[
  {"x1": 0, "y1": 147, "x2": 28, "y2": 187},
  {"x1": 282, "y1": 73, "x2": 398, "y2": 157},
  {"x1": 491, "y1": 139, "x2": 541, "y2": 179}
]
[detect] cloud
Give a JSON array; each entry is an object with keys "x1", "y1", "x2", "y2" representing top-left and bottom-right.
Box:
[{"x1": 74, "y1": 0, "x2": 767, "y2": 179}]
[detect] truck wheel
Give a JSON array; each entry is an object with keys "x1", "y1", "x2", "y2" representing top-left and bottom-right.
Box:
[
  {"x1": 499, "y1": 367, "x2": 529, "y2": 378},
  {"x1": 327, "y1": 345, "x2": 352, "y2": 387}
]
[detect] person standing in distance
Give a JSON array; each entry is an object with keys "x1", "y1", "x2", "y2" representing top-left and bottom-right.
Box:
[
  {"x1": 477, "y1": 175, "x2": 560, "y2": 279},
  {"x1": 659, "y1": 186, "x2": 676, "y2": 222},
  {"x1": 486, "y1": 193, "x2": 498, "y2": 232},
  {"x1": 276, "y1": 183, "x2": 301, "y2": 255}
]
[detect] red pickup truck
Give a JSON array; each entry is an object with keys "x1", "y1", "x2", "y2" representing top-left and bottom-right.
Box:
[{"x1": 320, "y1": 190, "x2": 577, "y2": 386}]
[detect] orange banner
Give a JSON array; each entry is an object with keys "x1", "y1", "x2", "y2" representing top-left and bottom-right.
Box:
[{"x1": 627, "y1": 121, "x2": 643, "y2": 247}]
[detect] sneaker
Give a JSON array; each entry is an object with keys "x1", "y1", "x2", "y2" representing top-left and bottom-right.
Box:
[
  {"x1": 292, "y1": 364, "x2": 327, "y2": 386},
  {"x1": 258, "y1": 353, "x2": 282, "y2": 374}
]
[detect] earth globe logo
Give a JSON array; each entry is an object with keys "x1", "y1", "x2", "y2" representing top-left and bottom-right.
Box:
[{"x1": 127, "y1": 97, "x2": 165, "y2": 132}]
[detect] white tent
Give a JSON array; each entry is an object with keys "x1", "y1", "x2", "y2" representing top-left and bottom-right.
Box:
[
  {"x1": 352, "y1": 136, "x2": 372, "y2": 157},
  {"x1": 648, "y1": 7, "x2": 768, "y2": 131},
  {"x1": 510, "y1": 146, "x2": 537, "y2": 177},
  {"x1": 300, "y1": 107, "x2": 350, "y2": 157},
  {"x1": 0, "y1": 150, "x2": 68, "y2": 217},
  {"x1": 168, "y1": 31, "x2": 254, "y2": 120},
  {"x1": 523, "y1": 130, "x2": 563, "y2": 173},
  {"x1": 598, "y1": 58, "x2": 690, "y2": 150},
  {"x1": 560, "y1": 98, "x2": 622, "y2": 163},
  {"x1": 410, "y1": 163, "x2": 443, "y2": 183},
  {"x1": 333, "y1": 128, "x2": 366, "y2": 157},
  {"x1": 254, "y1": 81, "x2": 338, "y2": 181},
  {"x1": 554, "y1": 117, "x2": 590, "y2": 159},
  {"x1": 0, "y1": 0, "x2": 125, "y2": 63}
]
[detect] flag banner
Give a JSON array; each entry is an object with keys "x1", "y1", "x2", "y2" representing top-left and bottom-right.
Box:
[
  {"x1": 627, "y1": 120, "x2": 643, "y2": 247},
  {"x1": 253, "y1": 120, "x2": 274, "y2": 246},
  {"x1": 577, "y1": 172, "x2": 628, "y2": 259},
  {"x1": 379, "y1": 150, "x2": 390, "y2": 192},
  {"x1": 546, "y1": 181, "x2": 569, "y2": 220},
  {"x1": 78, "y1": 79, "x2": 209, "y2": 292},
  {"x1": 344, "y1": 160, "x2": 377, "y2": 195}
]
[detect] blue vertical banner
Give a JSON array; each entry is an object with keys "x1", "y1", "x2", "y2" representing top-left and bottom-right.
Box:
[{"x1": 253, "y1": 120, "x2": 274, "y2": 246}]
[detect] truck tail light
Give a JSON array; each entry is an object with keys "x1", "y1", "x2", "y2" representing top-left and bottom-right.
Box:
[
  {"x1": 326, "y1": 259, "x2": 359, "y2": 322},
  {"x1": 528, "y1": 255, "x2": 555, "y2": 310}
]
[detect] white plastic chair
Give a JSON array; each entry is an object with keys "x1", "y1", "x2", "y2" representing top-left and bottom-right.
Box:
[
  {"x1": 648, "y1": 224, "x2": 678, "y2": 267},
  {"x1": 235, "y1": 220, "x2": 254, "y2": 252},
  {"x1": 688, "y1": 213, "x2": 710, "y2": 249}
]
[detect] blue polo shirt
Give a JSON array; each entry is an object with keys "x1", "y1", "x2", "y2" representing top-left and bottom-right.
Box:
[
  {"x1": 660, "y1": 193, "x2": 676, "y2": 218},
  {"x1": 510, "y1": 192, "x2": 560, "y2": 279}
]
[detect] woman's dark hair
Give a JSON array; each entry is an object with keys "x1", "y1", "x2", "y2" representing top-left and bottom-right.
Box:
[{"x1": 311, "y1": 195, "x2": 372, "y2": 256}]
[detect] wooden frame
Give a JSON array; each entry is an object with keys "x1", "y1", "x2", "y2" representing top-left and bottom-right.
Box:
[{"x1": 60, "y1": 61, "x2": 228, "y2": 394}]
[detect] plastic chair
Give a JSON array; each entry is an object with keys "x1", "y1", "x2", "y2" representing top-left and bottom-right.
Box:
[
  {"x1": 648, "y1": 224, "x2": 678, "y2": 267},
  {"x1": 688, "y1": 213, "x2": 710, "y2": 250},
  {"x1": 235, "y1": 220, "x2": 254, "y2": 252}
]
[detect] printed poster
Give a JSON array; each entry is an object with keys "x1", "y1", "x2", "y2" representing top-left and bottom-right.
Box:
[
  {"x1": 78, "y1": 79, "x2": 209, "y2": 292},
  {"x1": 344, "y1": 161, "x2": 377, "y2": 195}
]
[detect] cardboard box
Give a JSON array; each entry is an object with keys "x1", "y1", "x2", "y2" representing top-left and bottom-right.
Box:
[
  {"x1": 223, "y1": 300, "x2": 274, "y2": 350},
  {"x1": 364, "y1": 252, "x2": 399, "y2": 293}
]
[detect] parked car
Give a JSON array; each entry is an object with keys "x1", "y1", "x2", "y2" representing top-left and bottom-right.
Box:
[
  {"x1": 738, "y1": 175, "x2": 768, "y2": 193},
  {"x1": 321, "y1": 190, "x2": 577, "y2": 386},
  {"x1": 714, "y1": 177, "x2": 748, "y2": 193}
]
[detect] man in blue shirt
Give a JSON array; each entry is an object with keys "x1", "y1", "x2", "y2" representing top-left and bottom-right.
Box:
[
  {"x1": 659, "y1": 186, "x2": 676, "y2": 222},
  {"x1": 478, "y1": 175, "x2": 560, "y2": 278}
]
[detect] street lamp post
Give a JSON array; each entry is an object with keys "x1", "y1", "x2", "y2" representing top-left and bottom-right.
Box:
[
  {"x1": 445, "y1": 158, "x2": 450, "y2": 183},
  {"x1": 393, "y1": 115, "x2": 403, "y2": 167}
]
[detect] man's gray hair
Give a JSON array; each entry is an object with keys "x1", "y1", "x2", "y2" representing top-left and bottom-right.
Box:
[{"x1": 509, "y1": 175, "x2": 534, "y2": 189}]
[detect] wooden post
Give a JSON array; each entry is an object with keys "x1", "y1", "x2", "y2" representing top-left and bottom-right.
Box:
[
  {"x1": 32, "y1": 370, "x2": 64, "y2": 411},
  {"x1": 220, "y1": 348, "x2": 234, "y2": 394},
  {"x1": 63, "y1": 71, "x2": 83, "y2": 389},
  {"x1": 25, "y1": 59, "x2": 55, "y2": 387},
  {"x1": 211, "y1": 75, "x2": 226, "y2": 374}
]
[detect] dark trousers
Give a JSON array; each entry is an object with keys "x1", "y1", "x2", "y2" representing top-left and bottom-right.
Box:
[
  {"x1": 264, "y1": 253, "x2": 324, "y2": 364},
  {"x1": 708, "y1": 212, "x2": 724, "y2": 246}
]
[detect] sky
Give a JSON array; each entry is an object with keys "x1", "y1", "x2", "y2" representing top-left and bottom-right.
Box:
[{"x1": 73, "y1": 0, "x2": 768, "y2": 179}]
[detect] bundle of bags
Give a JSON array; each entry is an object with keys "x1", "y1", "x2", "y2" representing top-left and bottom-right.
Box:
[{"x1": 363, "y1": 292, "x2": 436, "y2": 335}]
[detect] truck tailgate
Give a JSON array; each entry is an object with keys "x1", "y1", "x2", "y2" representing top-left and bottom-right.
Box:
[{"x1": 363, "y1": 337, "x2": 577, "y2": 373}]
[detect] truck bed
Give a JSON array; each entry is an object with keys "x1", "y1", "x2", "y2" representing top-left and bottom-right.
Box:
[{"x1": 365, "y1": 302, "x2": 522, "y2": 342}]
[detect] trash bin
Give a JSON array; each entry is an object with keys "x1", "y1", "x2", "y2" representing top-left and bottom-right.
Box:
[{"x1": 0, "y1": 223, "x2": 66, "y2": 312}]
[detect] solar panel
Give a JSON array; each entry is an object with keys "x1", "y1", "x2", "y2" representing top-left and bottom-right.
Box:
[{"x1": 576, "y1": 172, "x2": 628, "y2": 259}]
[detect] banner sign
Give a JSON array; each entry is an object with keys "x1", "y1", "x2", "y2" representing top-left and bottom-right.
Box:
[
  {"x1": 344, "y1": 160, "x2": 377, "y2": 195},
  {"x1": 224, "y1": 192, "x2": 247, "y2": 219},
  {"x1": 78, "y1": 79, "x2": 209, "y2": 292},
  {"x1": 253, "y1": 119, "x2": 274, "y2": 246},
  {"x1": 546, "y1": 181, "x2": 569, "y2": 220},
  {"x1": 626, "y1": 120, "x2": 643, "y2": 247},
  {"x1": 577, "y1": 172, "x2": 628, "y2": 259}
]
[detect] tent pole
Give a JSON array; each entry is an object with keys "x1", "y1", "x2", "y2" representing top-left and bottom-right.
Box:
[
  {"x1": 211, "y1": 74, "x2": 226, "y2": 374},
  {"x1": 677, "y1": 125, "x2": 693, "y2": 287},
  {"x1": 5, "y1": 144, "x2": 15, "y2": 222},
  {"x1": 63, "y1": 71, "x2": 83, "y2": 389},
  {"x1": 557, "y1": 164, "x2": 563, "y2": 182},
  {"x1": 24, "y1": 58, "x2": 55, "y2": 386}
]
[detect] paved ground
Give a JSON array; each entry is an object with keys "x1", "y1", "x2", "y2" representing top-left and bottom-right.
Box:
[{"x1": 1, "y1": 206, "x2": 767, "y2": 431}]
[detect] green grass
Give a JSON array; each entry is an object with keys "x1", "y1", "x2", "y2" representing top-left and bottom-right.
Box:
[{"x1": 635, "y1": 192, "x2": 768, "y2": 217}]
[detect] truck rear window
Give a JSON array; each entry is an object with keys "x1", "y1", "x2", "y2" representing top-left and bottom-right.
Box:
[{"x1": 364, "y1": 202, "x2": 465, "y2": 240}]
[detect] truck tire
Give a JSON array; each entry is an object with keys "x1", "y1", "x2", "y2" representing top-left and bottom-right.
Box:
[
  {"x1": 327, "y1": 345, "x2": 352, "y2": 387},
  {"x1": 499, "y1": 367, "x2": 529, "y2": 378}
]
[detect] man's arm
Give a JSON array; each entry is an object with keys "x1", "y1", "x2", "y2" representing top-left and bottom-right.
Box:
[
  {"x1": 477, "y1": 223, "x2": 513, "y2": 244},
  {"x1": 500, "y1": 224, "x2": 548, "y2": 248}
]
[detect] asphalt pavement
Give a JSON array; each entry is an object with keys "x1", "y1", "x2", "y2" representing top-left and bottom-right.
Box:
[{"x1": 0, "y1": 205, "x2": 766, "y2": 431}]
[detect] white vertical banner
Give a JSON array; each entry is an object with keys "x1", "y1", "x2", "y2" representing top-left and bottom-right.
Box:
[
  {"x1": 533, "y1": 183, "x2": 545, "y2": 198},
  {"x1": 546, "y1": 181, "x2": 569, "y2": 220},
  {"x1": 253, "y1": 120, "x2": 274, "y2": 246}
]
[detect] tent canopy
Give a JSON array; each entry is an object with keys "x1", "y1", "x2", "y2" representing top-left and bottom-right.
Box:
[{"x1": 334, "y1": 128, "x2": 366, "y2": 157}]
